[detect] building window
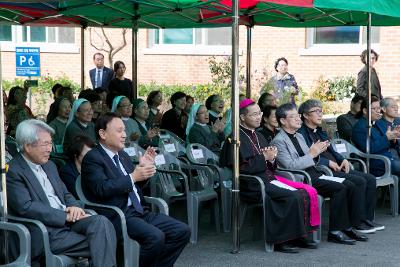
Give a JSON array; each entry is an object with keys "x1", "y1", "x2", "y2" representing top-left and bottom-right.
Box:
[
  {"x1": 311, "y1": 26, "x2": 380, "y2": 45},
  {"x1": 0, "y1": 24, "x2": 12, "y2": 41},
  {"x1": 147, "y1": 27, "x2": 232, "y2": 55},
  {"x1": 20, "y1": 26, "x2": 75, "y2": 43}
]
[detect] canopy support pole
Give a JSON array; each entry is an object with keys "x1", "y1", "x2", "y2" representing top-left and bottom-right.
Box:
[
  {"x1": 231, "y1": 0, "x2": 240, "y2": 254},
  {"x1": 366, "y1": 13, "x2": 372, "y2": 170},
  {"x1": 80, "y1": 27, "x2": 85, "y2": 89},
  {"x1": 132, "y1": 3, "x2": 139, "y2": 100},
  {"x1": 246, "y1": 26, "x2": 252, "y2": 98},
  {"x1": 0, "y1": 42, "x2": 9, "y2": 263}
]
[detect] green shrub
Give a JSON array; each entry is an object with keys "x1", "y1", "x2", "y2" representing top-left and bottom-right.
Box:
[{"x1": 311, "y1": 75, "x2": 355, "y2": 102}]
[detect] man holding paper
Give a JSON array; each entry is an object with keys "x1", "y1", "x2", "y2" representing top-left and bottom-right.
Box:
[
  {"x1": 271, "y1": 103, "x2": 368, "y2": 245},
  {"x1": 298, "y1": 99, "x2": 382, "y2": 233},
  {"x1": 220, "y1": 99, "x2": 320, "y2": 253}
]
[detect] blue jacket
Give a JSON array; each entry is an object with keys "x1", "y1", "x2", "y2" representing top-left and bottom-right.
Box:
[
  {"x1": 352, "y1": 117, "x2": 392, "y2": 176},
  {"x1": 298, "y1": 124, "x2": 344, "y2": 167},
  {"x1": 376, "y1": 118, "x2": 400, "y2": 155}
]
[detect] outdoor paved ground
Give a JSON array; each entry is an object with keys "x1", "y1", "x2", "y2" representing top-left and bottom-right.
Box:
[{"x1": 175, "y1": 205, "x2": 400, "y2": 267}]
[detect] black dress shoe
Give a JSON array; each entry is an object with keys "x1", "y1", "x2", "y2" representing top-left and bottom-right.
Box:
[
  {"x1": 294, "y1": 238, "x2": 318, "y2": 249},
  {"x1": 344, "y1": 228, "x2": 368, "y2": 242},
  {"x1": 327, "y1": 231, "x2": 356, "y2": 245},
  {"x1": 275, "y1": 243, "x2": 300, "y2": 253}
]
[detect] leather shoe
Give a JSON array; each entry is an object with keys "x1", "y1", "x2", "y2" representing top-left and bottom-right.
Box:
[
  {"x1": 344, "y1": 228, "x2": 368, "y2": 242},
  {"x1": 327, "y1": 231, "x2": 356, "y2": 245},
  {"x1": 294, "y1": 238, "x2": 318, "y2": 249},
  {"x1": 275, "y1": 243, "x2": 299, "y2": 253}
]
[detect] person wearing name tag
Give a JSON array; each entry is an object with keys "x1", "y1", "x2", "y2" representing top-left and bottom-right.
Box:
[
  {"x1": 81, "y1": 112, "x2": 190, "y2": 267},
  {"x1": 298, "y1": 99, "x2": 382, "y2": 233},
  {"x1": 271, "y1": 103, "x2": 369, "y2": 245},
  {"x1": 220, "y1": 99, "x2": 320, "y2": 253}
]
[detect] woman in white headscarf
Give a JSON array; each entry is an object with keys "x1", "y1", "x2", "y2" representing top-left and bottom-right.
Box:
[
  {"x1": 186, "y1": 103, "x2": 225, "y2": 153},
  {"x1": 63, "y1": 98, "x2": 96, "y2": 153},
  {"x1": 111, "y1": 95, "x2": 140, "y2": 145}
]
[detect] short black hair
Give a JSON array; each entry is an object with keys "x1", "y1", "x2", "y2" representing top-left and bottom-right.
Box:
[
  {"x1": 205, "y1": 94, "x2": 218, "y2": 110},
  {"x1": 147, "y1": 90, "x2": 161, "y2": 106},
  {"x1": 93, "y1": 52, "x2": 104, "y2": 60},
  {"x1": 78, "y1": 89, "x2": 101, "y2": 103},
  {"x1": 94, "y1": 87, "x2": 107, "y2": 95},
  {"x1": 262, "y1": 105, "x2": 277, "y2": 120},
  {"x1": 274, "y1": 57, "x2": 288, "y2": 72},
  {"x1": 7, "y1": 86, "x2": 25, "y2": 106},
  {"x1": 66, "y1": 134, "x2": 95, "y2": 161},
  {"x1": 351, "y1": 95, "x2": 365, "y2": 103},
  {"x1": 170, "y1": 91, "x2": 186, "y2": 107},
  {"x1": 258, "y1": 92, "x2": 275, "y2": 109},
  {"x1": 276, "y1": 103, "x2": 296, "y2": 127},
  {"x1": 95, "y1": 112, "x2": 121, "y2": 139},
  {"x1": 356, "y1": 95, "x2": 380, "y2": 119},
  {"x1": 51, "y1": 83, "x2": 63, "y2": 95}
]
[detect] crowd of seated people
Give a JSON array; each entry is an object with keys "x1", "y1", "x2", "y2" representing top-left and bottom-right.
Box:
[{"x1": 4, "y1": 50, "x2": 400, "y2": 265}]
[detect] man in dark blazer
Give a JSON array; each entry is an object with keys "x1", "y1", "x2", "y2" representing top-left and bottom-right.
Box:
[
  {"x1": 298, "y1": 99, "x2": 382, "y2": 233},
  {"x1": 6, "y1": 119, "x2": 116, "y2": 266},
  {"x1": 89, "y1": 53, "x2": 114, "y2": 90},
  {"x1": 81, "y1": 112, "x2": 190, "y2": 267}
]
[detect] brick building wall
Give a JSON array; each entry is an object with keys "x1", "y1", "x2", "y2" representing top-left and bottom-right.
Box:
[{"x1": 1, "y1": 26, "x2": 399, "y2": 97}]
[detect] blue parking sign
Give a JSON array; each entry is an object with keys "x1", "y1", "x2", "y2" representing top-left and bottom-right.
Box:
[{"x1": 16, "y1": 47, "x2": 40, "y2": 77}]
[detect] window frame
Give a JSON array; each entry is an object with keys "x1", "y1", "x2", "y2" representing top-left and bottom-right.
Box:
[
  {"x1": 299, "y1": 26, "x2": 380, "y2": 56},
  {"x1": 145, "y1": 28, "x2": 233, "y2": 56},
  {"x1": 0, "y1": 25, "x2": 78, "y2": 53}
]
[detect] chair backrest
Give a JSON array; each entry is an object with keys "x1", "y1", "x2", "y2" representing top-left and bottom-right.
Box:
[
  {"x1": 186, "y1": 143, "x2": 219, "y2": 165},
  {"x1": 159, "y1": 129, "x2": 186, "y2": 156},
  {"x1": 331, "y1": 138, "x2": 363, "y2": 158},
  {"x1": 123, "y1": 143, "x2": 144, "y2": 163},
  {"x1": 5, "y1": 135, "x2": 20, "y2": 158}
]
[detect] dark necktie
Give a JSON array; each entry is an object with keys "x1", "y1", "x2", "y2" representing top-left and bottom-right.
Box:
[
  {"x1": 113, "y1": 154, "x2": 143, "y2": 214},
  {"x1": 96, "y1": 69, "x2": 102, "y2": 88}
]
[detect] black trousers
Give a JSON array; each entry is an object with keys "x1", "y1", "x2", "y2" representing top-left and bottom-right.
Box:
[
  {"x1": 118, "y1": 207, "x2": 191, "y2": 267},
  {"x1": 333, "y1": 170, "x2": 377, "y2": 222},
  {"x1": 310, "y1": 176, "x2": 350, "y2": 231}
]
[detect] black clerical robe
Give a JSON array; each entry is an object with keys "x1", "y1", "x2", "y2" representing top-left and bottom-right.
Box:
[{"x1": 220, "y1": 126, "x2": 313, "y2": 243}]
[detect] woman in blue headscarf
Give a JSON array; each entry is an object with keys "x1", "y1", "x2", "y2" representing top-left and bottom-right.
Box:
[
  {"x1": 111, "y1": 95, "x2": 140, "y2": 145},
  {"x1": 186, "y1": 103, "x2": 225, "y2": 153},
  {"x1": 63, "y1": 98, "x2": 96, "y2": 153}
]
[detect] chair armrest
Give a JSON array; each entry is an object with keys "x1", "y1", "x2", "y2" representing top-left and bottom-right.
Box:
[
  {"x1": 0, "y1": 221, "x2": 31, "y2": 265},
  {"x1": 315, "y1": 165, "x2": 333, "y2": 176},
  {"x1": 8, "y1": 215, "x2": 52, "y2": 260},
  {"x1": 274, "y1": 170, "x2": 296, "y2": 181},
  {"x1": 277, "y1": 168, "x2": 312, "y2": 185},
  {"x1": 239, "y1": 174, "x2": 266, "y2": 201},
  {"x1": 346, "y1": 157, "x2": 367, "y2": 173},
  {"x1": 144, "y1": 196, "x2": 169, "y2": 215},
  {"x1": 179, "y1": 163, "x2": 215, "y2": 189},
  {"x1": 363, "y1": 154, "x2": 391, "y2": 179}
]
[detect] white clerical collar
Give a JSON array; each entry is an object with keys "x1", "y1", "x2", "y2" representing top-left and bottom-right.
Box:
[
  {"x1": 240, "y1": 124, "x2": 256, "y2": 133},
  {"x1": 195, "y1": 122, "x2": 207, "y2": 127},
  {"x1": 78, "y1": 121, "x2": 88, "y2": 128}
]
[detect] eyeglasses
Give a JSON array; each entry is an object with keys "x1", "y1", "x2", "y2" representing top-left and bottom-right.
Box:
[
  {"x1": 371, "y1": 107, "x2": 382, "y2": 112},
  {"x1": 307, "y1": 108, "x2": 323, "y2": 115},
  {"x1": 247, "y1": 112, "x2": 263, "y2": 118},
  {"x1": 34, "y1": 141, "x2": 53, "y2": 148},
  {"x1": 286, "y1": 114, "x2": 301, "y2": 119}
]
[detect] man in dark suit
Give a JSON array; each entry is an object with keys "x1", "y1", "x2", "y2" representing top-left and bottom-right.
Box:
[
  {"x1": 6, "y1": 119, "x2": 116, "y2": 266},
  {"x1": 89, "y1": 53, "x2": 114, "y2": 90},
  {"x1": 81, "y1": 112, "x2": 190, "y2": 267}
]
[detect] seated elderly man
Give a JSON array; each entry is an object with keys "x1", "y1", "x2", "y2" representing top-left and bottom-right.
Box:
[
  {"x1": 6, "y1": 119, "x2": 116, "y2": 266},
  {"x1": 298, "y1": 99, "x2": 382, "y2": 232},
  {"x1": 336, "y1": 95, "x2": 364, "y2": 142},
  {"x1": 352, "y1": 96, "x2": 400, "y2": 178},
  {"x1": 377, "y1": 97, "x2": 400, "y2": 160},
  {"x1": 271, "y1": 103, "x2": 368, "y2": 245},
  {"x1": 81, "y1": 112, "x2": 190, "y2": 267}
]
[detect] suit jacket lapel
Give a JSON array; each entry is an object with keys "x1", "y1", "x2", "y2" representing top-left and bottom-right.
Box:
[
  {"x1": 17, "y1": 155, "x2": 50, "y2": 205},
  {"x1": 281, "y1": 131, "x2": 300, "y2": 158},
  {"x1": 97, "y1": 145, "x2": 123, "y2": 178}
]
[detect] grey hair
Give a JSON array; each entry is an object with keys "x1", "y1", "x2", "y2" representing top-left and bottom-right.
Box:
[
  {"x1": 380, "y1": 97, "x2": 395, "y2": 108},
  {"x1": 16, "y1": 119, "x2": 55, "y2": 152},
  {"x1": 298, "y1": 99, "x2": 322, "y2": 114}
]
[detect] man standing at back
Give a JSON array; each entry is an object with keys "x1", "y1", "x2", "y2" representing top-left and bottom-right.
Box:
[
  {"x1": 89, "y1": 53, "x2": 114, "y2": 91},
  {"x1": 81, "y1": 112, "x2": 190, "y2": 267},
  {"x1": 6, "y1": 119, "x2": 116, "y2": 266}
]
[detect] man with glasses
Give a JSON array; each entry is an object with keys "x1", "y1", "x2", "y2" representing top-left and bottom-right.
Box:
[
  {"x1": 271, "y1": 103, "x2": 369, "y2": 245},
  {"x1": 298, "y1": 99, "x2": 383, "y2": 233},
  {"x1": 377, "y1": 98, "x2": 400, "y2": 160},
  {"x1": 89, "y1": 53, "x2": 114, "y2": 91},
  {"x1": 353, "y1": 96, "x2": 400, "y2": 178},
  {"x1": 6, "y1": 119, "x2": 117, "y2": 266}
]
